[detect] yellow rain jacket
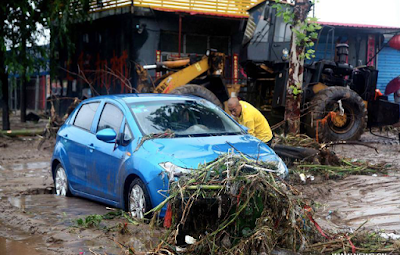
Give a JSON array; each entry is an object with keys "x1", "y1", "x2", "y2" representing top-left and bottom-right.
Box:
[{"x1": 238, "y1": 101, "x2": 273, "y2": 143}]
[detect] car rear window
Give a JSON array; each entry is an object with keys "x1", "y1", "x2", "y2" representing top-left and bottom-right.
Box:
[{"x1": 73, "y1": 102, "x2": 100, "y2": 131}]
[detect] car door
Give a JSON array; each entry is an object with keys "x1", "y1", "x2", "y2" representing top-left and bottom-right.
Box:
[
  {"x1": 65, "y1": 101, "x2": 100, "y2": 192},
  {"x1": 86, "y1": 102, "x2": 127, "y2": 201}
]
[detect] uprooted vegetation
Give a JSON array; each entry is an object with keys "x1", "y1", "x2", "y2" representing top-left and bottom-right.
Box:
[
  {"x1": 273, "y1": 133, "x2": 390, "y2": 181},
  {"x1": 144, "y1": 152, "x2": 399, "y2": 254},
  {"x1": 74, "y1": 210, "x2": 139, "y2": 229},
  {"x1": 293, "y1": 159, "x2": 390, "y2": 181}
]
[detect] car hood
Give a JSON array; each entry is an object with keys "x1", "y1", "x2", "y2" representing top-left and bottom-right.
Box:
[{"x1": 141, "y1": 134, "x2": 280, "y2": 168}]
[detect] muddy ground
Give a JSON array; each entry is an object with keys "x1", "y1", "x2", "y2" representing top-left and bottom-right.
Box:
[{"x1": 0, "y1": 114, "x2": 399, "y2": 254}]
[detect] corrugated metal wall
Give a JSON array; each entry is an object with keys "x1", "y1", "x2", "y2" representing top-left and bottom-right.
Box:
[{"x1": 377, "y1": 44, "x2": 400, "y2": 102}]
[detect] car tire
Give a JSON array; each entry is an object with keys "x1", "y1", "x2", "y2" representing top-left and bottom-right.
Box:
[
  {"x1": 54, "y1": 164, "x2": 71, "y2": 197},
  {"x1": 127, "y1": 178, "x2": 152, "y2": 219},
  {"x1": 170, "y1": 84, "x2": 223, "y2": 108}
]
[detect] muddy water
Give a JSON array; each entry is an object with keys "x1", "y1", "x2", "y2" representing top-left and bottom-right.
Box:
[
  {"x1": 7, "y1": 161, "x2": 50, "y2": 171},
  {"x1": 307, "y1": 174, "x2": 400, "y2": 232},
  {"x1": 7, "y1": 194, "x2": 110, "y2": 221},
  {"x1": 0, "y1": 155, "x2": 162, "y2": 254},
  {"x1": 0, "y1": 236, "x2": 43, "y2": 255}
]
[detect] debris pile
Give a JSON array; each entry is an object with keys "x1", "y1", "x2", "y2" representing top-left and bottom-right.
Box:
[
  {"x1": 149, "y1": 152, "x2": 323, "y2": 254},
  {"x1": 146, "y1": 153, "x2": 399, "y2": 254},
  {"x1": 274, "y1": 133, "x2": 320, "y2": 149},
  {"x1": 303, "y1": 229, "x2": 400, "y2": 254},
  {"x1": 272, "y1": 134, "x2": 340, "y2": 166},
  {"x1": 295, "y1": 159, "x2": 389, "y2": 180}
]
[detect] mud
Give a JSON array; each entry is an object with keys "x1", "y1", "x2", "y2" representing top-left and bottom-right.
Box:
[
  {"x1": 0, "y1": 133, "x2": 162, "y2": 254},
  {"x1": 0, "y1": 116, "x2": 400, "y2": 254},
  {"x1": 297, "y1": 132, "x2": 400, "y2": 234},
  {"x1": 297, "y1": 174, "x2": 400, "y2": 233}
]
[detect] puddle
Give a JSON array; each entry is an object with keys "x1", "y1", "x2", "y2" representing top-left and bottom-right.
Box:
[
  {"x1": 0, "y1": 236, "x2": 42, "y2": 255},
  {"x1": 6, "y1": 194, "x2": 110, "y2": 221},
  {"x1": 20, "y1": 187, "x2": 55, "y2": 195},
  {"x1": 6, "y1": 161, "x2": 50, "y2": 171}
]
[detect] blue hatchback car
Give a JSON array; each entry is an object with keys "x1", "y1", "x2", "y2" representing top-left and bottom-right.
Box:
[{"x1": 51, "y1": 94, "x2": 288, "y2": 218}]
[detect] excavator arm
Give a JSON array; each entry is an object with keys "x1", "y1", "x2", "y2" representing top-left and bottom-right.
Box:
[{"x1": 154, "y1": 57, "x2": 210, "y2": 93}]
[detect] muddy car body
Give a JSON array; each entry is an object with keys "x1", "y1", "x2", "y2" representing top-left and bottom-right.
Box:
[{"x1": 51, "y1": 94, "x2": 288, "y2": 217}]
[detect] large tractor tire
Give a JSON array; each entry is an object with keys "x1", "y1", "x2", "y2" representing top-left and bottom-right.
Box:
[
  {"x1": 170, "y1": 84, "x2": 223, "y2": 108},
  {"x1": 305, "y1": 86, "x2": 367, "y2": 142}
]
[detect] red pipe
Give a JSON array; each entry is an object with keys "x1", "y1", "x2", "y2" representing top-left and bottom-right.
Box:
[{"x1": 178, "y1": 15, "x2": 182, "y2": 58}]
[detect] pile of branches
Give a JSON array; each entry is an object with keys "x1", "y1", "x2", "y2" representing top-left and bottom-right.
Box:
[
  {"x1": 295, "y1": 159, "x2": 389, "y2": 180},
  {"x1": 274, "y1": 133, "x2": 320, "y2": 149},
  {"x1": 149, "y1": 152, "x2": 323, "y2": 254},
  {"x1": 37, "y1": 98, "x2": 81, "y2": 149},
  {"x1": 135, "y1": 129, "x2": 175, "y2": 152},
  {"x1": 304, "y1": 229, "x2": 400, "y2": 254}
]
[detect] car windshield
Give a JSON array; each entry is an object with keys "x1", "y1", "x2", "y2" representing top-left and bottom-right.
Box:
[{"x1": 129, "y1": 99, "x2": 243, "y2": 137}]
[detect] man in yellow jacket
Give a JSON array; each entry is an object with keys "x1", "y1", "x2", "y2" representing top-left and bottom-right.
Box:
[{"x1": 227, "y1": 97, "x2": 273, "y2": 146}]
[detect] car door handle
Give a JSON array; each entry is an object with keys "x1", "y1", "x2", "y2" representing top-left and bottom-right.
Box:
[{"x1": 88, "y1": 143, "x2": 95, "y2": 150}]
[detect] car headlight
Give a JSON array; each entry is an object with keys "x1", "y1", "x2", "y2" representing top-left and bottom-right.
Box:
[{"x1": 159, "y1": 162, "x2": 192, "y2": 180}]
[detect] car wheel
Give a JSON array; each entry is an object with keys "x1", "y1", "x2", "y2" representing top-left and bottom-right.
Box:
[
  {"x1": 54, "y1": 164, "x2": 71, "y2": 196},
  {"x1": 128, "y1": 179, "x2": 152, "y2": 219}
]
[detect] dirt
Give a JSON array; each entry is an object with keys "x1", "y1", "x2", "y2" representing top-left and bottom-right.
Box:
[{"x1": 1, "y1": 113, "x2": 400, "y2": 254}]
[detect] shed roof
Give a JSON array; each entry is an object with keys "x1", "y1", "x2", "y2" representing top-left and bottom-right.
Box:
[{"x1": 318, "y1": 21, "x2": 400, "y2": 30}]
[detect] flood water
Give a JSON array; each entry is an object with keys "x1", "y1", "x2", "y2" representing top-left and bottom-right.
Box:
[
  {"x1": 7, "y1": 194, "x2": 110, "y2": 221},
  {"x1": 0, "y1": 236, "x2": 42, "y2": 255}
]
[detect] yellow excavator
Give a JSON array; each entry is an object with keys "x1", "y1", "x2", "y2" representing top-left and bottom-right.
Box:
[{"x1": 136, "y1": 50, "x2": 230, "y2": 109}]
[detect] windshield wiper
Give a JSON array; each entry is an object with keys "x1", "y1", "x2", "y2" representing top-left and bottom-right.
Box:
[{"x1": 214, "y1": 132, "x2": 242, "y2": 136}]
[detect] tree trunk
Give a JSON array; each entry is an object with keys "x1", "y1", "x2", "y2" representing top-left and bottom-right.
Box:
[
  {"x1": 284, "y1": 0, "x2": 311, "y2": 134},
  {"x1": 20, "y1": 22, "x2": 27, "y2": 123},
  {"x1": 20, "y1": 68, "x2": 27, "y2": 123},
  {"x1": 1, "y1": 54, "x2": 10, "y2": 131},
  {"x1": 0, "y1": 12, "x2": 10, "y2": 130}
]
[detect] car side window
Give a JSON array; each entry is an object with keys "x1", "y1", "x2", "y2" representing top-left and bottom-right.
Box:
[
  {"x1": 97, "y1": 103, "x2": 124, "y2": 135},
  {"x1": 73, "y1": 102, "x2": 100, "y2": 131}
]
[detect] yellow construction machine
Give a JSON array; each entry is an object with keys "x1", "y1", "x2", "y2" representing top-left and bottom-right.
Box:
[{"x1": 136, "y1": 50, "x2": 231, "y2": 109}]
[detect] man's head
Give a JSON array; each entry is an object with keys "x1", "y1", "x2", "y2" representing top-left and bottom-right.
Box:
[{"x1": 227, "y1": 97, "x2": 242, "y2": 118}]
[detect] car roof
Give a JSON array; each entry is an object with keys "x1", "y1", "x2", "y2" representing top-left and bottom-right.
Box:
[{"x1": 83, "y1": 93, "x2": 200, "y2": 105}]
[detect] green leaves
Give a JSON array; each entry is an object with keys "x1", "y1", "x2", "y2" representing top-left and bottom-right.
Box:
[
  {"x1": 0, "y1": 0, "x2": 91, "y2": 79},
  {"x1": 289, "y1": 85, "x2": 303, "y2": 96},
  {"x1": 273, "y1": 0, "x2": 321, "y2": 61},
  {"x1": 76, "y1": 214, "x2": 103, "y2": 228}
]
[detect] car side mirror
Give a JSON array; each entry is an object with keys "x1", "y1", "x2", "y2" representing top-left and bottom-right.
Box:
[
  {"x1": 239, "y1": 124, "x2": 249, "y2": 133},
  {"x1": 96, "y1": 128, "x2": 117, "y2": 143}
]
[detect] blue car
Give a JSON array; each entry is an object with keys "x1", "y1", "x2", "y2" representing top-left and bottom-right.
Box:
[{"x1": 51, "y1": 94, "x2": 288, "y2": 218}]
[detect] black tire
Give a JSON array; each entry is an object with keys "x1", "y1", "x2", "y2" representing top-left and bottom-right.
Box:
[
  {"x1": 127, "y1": 178, "x2": 152, "y2": 219},
  {"x1": 54, "y1": 163, "x2": 72, "y2": 197},
  {"x1": 305, "y1": 86, "x2": 367, "y2": 142},
  {"x1": 170, "y1": 84, "x2": 223, "y2": 108}
]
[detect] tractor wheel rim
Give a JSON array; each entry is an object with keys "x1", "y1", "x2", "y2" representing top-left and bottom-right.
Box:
[
  {"x1": 129, "y1": 184, "x2": 146, "y2": 219},
  {"x1": 55, "y1": 167, "x2": 67, "y2": 196},
  {"x1": 332, "y1": 112, "x2": 348, "y2": 128},
  {"x1": 327, "y1": 102, "x2": 355, "y2": 134}
]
